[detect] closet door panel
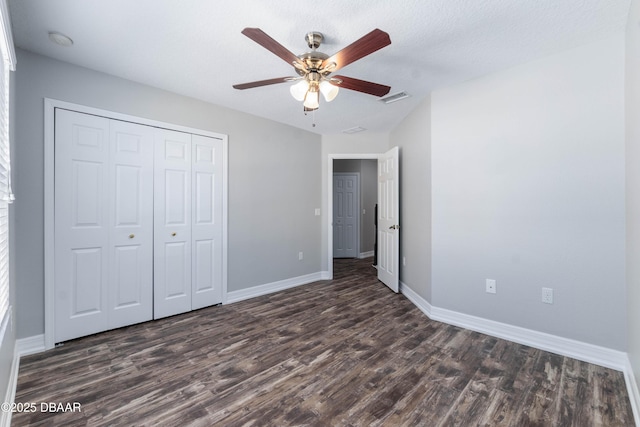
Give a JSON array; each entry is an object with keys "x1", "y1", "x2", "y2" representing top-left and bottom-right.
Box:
[
  {"x1": 191, "y1": 135, "x2": 223, "y2": 309},
  {"x1": 54, "y1": 109, "x2": 110, "y2": 342},
  {"x1": 108, "y1": 120, "x2": 154, "y2": 328},
  {"x1": 154, "y1": 129, "x2": 192, "y2": 319}
]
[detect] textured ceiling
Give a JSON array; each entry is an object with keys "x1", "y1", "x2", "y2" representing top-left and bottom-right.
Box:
[{"x1": 8, "y1": 0, "x2": 632, "y2": 135}]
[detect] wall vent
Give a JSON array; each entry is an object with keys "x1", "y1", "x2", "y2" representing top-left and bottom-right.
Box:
[{"x1": 380, "y1": 91, "x2": 410, "y2": 104}]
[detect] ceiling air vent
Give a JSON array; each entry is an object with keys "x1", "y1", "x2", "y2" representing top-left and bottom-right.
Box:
[
  {"x1": 380, "y1": 91, "x2": 410, "y2": 104},
  {"x1": 342, "y1": 126, "x2": 366, "y2": 134}
]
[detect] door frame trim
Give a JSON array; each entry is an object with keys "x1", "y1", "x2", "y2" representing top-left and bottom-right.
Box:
[
  {"x1": 327, "y1": 153, "x2": 379, "y2": 280},
  {"x1": 44, "y1": 98, "x2": 229, "y2": 350}
]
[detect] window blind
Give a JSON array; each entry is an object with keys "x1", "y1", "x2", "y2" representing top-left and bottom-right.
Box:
[
  {"x1": 0, "y1": 58, "x2": 10, "y2": 324},
  {"x1": 0, "y1": 0, "x2": 15, "y2": 328}
]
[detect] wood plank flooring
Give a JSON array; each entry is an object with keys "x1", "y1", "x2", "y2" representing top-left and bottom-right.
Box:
[{"x1": 12, "y1": 258, "x2": 635, "y2": 426}]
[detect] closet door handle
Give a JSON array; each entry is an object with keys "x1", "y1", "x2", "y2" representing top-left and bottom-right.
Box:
[
  {"x1": 171, "y1": 232, "x2": 177, "y2": 237},
  {"x1": 128, "y1": 234, "x2": 135, "y2": 239}
]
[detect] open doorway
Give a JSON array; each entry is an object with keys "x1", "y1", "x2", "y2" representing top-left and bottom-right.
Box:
[
  {"x1": 333, "y1": 160, "x2": 377, "y2": 260},
  {"x1": 327, "y1": 148, "x2": 400, "y2": 292},
  {"x1": 327, "y1": 154, "x2": 379, "y2": 280}
]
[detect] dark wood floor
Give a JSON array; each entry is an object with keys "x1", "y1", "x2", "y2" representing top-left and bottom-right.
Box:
[{"x1": 12, "y1": 258, "x2": 634, "y2": 426}]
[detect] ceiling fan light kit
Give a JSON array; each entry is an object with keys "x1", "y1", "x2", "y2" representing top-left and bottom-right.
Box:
[
  {"x1": 233, "y1": 27, "x2": 392, "y2": 118},
  {"x1": 319, "y1": 80, "x2": 339, "y2": 102},
  {"x1": 289, "y1": 80, "x2": 308, "y2": 101}
]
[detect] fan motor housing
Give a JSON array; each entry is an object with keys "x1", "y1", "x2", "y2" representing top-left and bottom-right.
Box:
[{"x1": 295, "y1": 32, "x2": 330, "y2": 77}]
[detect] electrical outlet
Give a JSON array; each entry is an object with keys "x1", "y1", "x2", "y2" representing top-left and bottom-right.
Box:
[
  {"x1": 486, "y1": 279, "x2": 496, "y2": 294},
  {"x1": 403, "y1": 257, "x2": 406, "y2": 266},
  {"x1": 542, "y1": 287, "x2": 553, "y2": 304},
  {"x1": 298, "y1": 251, "x2": 303, "y2": 261},
  {"x1": 314, "y1": 208, "x2": 320, "y2": 216}
]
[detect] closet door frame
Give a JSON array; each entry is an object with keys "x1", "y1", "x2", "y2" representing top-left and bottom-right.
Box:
[{"x1": 44, "y1": 98, "x2": 228, "y2": 350}]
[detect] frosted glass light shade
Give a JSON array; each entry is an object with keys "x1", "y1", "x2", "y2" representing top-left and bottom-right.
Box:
[
  {"x1": 290, "y1": 80, "x2": 309, "y2": 101},
  {"x1": 303, "y1": 89, "x2": 319, "y2": 109},
  {"x1": 319, "y1": 80, "x2": 339, "y2": 102}
]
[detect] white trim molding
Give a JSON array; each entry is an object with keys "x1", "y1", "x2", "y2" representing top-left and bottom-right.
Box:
[
  {"x1": 401, "y1": 279, "x2": 638, "y2": 424},
  {"x1": 625, "y1": 356, "x2": 640, "y2": 425},
  {"x1": 399, "y1": 281, "x2": 433, "y2": 317},
  {"x1": 430, "y1": 306, "x2": 628, "y2": 371},
  {"x1": 358, "y1": 251, "x2": 374, "y2": 259},
  {"x1": 2, "y1": 335, "x2": 45, "y2": 427},
  {"x1": 399, "y1": 281, "x2": 627, "y2": 371},
  {"x1": 16, "y1": 334, "x2": 45, "y2": 357},
  {"x1": 1, "y1": 358, "x2": 16, "y2": 427},
  {"x1": 226, "y1": 272, "x2": 326, "y2": 304}
]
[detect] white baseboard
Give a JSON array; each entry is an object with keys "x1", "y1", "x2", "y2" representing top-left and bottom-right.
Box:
[
  {"x1": 399, "y1": 282, "x2": 626, "y2": 371},
  {"x1": 358, "y1": 251, "x2": 374, "y2": 259},
  {"x1": 0, "y1": 354, "x2": 20, "y2": 427},
  {"x1": 399, "y1": 281, "x2": 433, "y2": 317},
  {"x1": 16, "y1": 334, "x2": 45, "y2": 357},
  {"x1": 226, "y1": 272, "x2": 326, "y2": 304},
  {"x1": 1, "y1": 334, "x2": 45, "y2": 427},
  {"x1": 401, "y1": 280, "x2": 638, "y2": 424},
  {"x1": 625, "y1": 356, "x2": 640, "y2": 426},
  {"x1": 431, "y1": 306, "x2": 627, "y2": 371},
  {"x1": 2, "y1": 352, "x2": 19, "y2": 427}
]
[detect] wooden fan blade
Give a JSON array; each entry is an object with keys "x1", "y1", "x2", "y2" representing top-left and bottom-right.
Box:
[
  {"x1": 322, "y1": 29, "x2": 391, "y2": 72},
  {"x1": 332, "y1": 75, "x2": 391, "y2": 97},
  {"x1": 233, "y1": 77, "x2": 292, "y2": 90},
  {"x1": 241, "y1": 28, "x2": 302, "y2": 67}
]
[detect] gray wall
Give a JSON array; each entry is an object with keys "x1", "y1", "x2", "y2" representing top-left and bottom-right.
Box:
[
  {"x1": 13, "y1": 49, "x2": 322, "y2": 339},
  {"x1": 431, "y1": 35, "x2": 626, "y2": 350},
  {"x1": 626, "y1": 0, "x2": 640, "y2": 390},
  {"x1": 390, "y1": 96, "x2": 432, "y2": 301},
  {"x1": 333, "y1": 159, "x2": 376, "y2": 255}
]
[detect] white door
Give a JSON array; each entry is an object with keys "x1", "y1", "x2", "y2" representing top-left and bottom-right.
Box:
[
  {"x1": 377, "y1": 147, "x2": 400, "y2": 292},
  {"x1": 154, "y1": 129, "x2": 192, "y2": 319},
  {"x1": 107, "y1": 120, "x2": 154, "y2": 329},
  {"x1": 333, "y1": 173, "x2": 359, "y2": 258},
  {"x1": 191, "y1": 135, "x2": 223, "y2": 309},
  {"x1": 54, "y1": 109, "x2": 110, "y2": 341},
  {"x1": 54, "y1": 110, "x2": 155, "y2": 342}
]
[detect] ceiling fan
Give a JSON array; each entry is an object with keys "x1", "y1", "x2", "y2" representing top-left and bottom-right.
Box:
[{"x1": 233, "y1": 28, "x2": 392, "y2": 112}]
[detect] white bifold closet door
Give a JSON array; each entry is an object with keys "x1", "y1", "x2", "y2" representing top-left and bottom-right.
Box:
[
  {"x1": 55, "y1": 109, "x2": 224, "y2": 342},
  {"x1": 153, "y1": 130, "x2": 223, "y2": 319},
  {"x1": 54, "y1": 109, "x2": 154, "y2": 342}
]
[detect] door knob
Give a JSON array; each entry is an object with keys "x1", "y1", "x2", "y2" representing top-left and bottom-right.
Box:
[
  {"x1": 171, "y1": 232, "x2": 177, "y2": 237},
  {"x1": 128, "y1": 234, "x2": 135, "y2": 239},
  {"x1": 389, "y1": 225, "x2": 399, "y2": 230}
]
